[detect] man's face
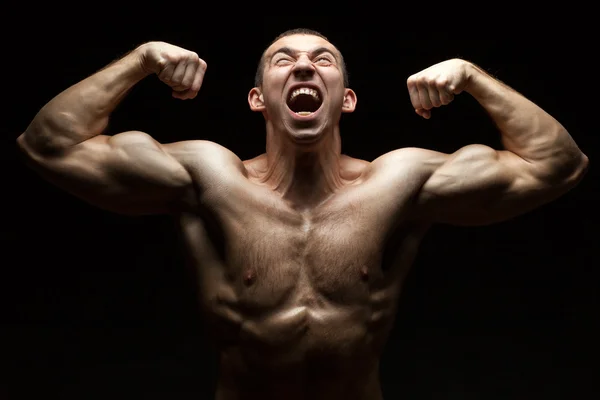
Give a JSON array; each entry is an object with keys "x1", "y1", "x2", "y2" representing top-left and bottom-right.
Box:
[{"x1": 249, "y1": 34, "x2": 356, "y2": 144}]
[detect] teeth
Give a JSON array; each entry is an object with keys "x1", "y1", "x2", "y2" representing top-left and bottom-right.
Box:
[
  {"x1": 297, "y1": 111, "x2": 311, "y2": 116},
  {"x1": 289, "y1": 88, "x2": 320, "y2": 102}
]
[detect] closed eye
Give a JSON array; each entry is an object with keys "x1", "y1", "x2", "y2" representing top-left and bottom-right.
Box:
[{"x1": 275, "y1": 58, "x2": 293, "y2": 65}]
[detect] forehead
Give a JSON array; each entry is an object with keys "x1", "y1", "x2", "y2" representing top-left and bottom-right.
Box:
[{"x1": 265, "y1": 34, "x2": 339, "y2": 58}]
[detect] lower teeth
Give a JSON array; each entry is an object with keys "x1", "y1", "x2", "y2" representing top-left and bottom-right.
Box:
[{"x1": 297, "y1": 111, "x2": 311, "y2": 116}]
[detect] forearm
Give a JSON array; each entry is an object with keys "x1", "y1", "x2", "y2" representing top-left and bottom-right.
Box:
[
  {"x1": 465, "y1": 63, "x2": 588, "y2": 179},
  {"x1": 20, "y1": 45, "x2": 150, "y2": 154}
]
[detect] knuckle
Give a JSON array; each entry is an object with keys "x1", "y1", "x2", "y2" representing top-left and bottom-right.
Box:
[
  {"x1": 156, "y1": 58, "x2": 168, "y2": 70},
  {"x1": 416, "y1": 76, "x2": 429, "y2": 87},
  {"x1": 435, "y1": 77, "x2": 448, "y2": 87},
  {"x1": 183, "y1": 53, "x2": 196, "y2": 64}
]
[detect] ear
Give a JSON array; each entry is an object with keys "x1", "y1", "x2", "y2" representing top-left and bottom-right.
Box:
[
  {"x1": 248, "y1": 87, "x2": 266, "y2": 112},
  {"x1": 341, "y1": 88, "x2": 357, "y2": 113}
]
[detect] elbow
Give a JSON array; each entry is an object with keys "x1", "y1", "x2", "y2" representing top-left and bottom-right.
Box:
[
  {"x1": 548, "y1": 150, "x2": 590, "y2": 189},
  {"x1": 16, "y1": 129, "x2": 60, "y2": 159},
  {"x1": 530, "y1": 147, "x2": 589, "y2": 192},
  {"x1": 16, "y1": 132, "x2": 39, "y2": 159},
  {"x1": 16, "y1": 133, "x2": 27, "y2": 153},
  {"x1": 16, "y1": 132, "x2": 51, "y2": 168},
  {"x1": 17, "y1": 112, "x2": 81, "y2": 157},
  {"x1": 572, "y1": 151, "x2": 590, "y2": 184},
  {"x1": 558, "y1": 128, "x2": 590, "y2": 186}
]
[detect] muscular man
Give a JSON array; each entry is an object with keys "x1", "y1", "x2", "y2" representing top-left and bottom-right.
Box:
[{"x1": 17, "y1": 29, "x2": 588, "y2": 399}]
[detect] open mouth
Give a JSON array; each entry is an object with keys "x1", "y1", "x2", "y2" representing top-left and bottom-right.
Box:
[{"x1": 287, "y1": 87, "x2": 323, "y2": 116}]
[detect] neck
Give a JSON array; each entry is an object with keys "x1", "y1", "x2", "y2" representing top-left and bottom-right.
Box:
[{"x1": 259, "y1": 124, "x2": 344, "y2": 209}]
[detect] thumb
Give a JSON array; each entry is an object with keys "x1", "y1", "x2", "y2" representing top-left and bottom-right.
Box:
[{"x1": 415, "y1": 108, "x2": 431, "y2": 119}]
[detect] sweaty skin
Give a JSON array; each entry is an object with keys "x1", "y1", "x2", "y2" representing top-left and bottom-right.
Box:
[{"x1": 17, "y1": 34, "x2": 588, "y2": 399}]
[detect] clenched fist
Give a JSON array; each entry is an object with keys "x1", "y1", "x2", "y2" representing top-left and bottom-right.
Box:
[
  {"x1": 406, "y1": 58, "x2": 473, "y2": 119},
  {"x1": 138, "y1": 41, "x2": 207, "y2": 100}
]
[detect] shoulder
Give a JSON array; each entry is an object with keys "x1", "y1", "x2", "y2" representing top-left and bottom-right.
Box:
[
  {"x1": 363, "y1": 147, "x2": 449, "y2": 181},
  {"x1": 164, "y1": 140, "x2": 248, "y2": 178},
  {"x1": 339, "y1": 155, "x2": 370, "y2": 181},
  {"x1": 161, "y1": 140, "x2": 252, "y2": 211}
]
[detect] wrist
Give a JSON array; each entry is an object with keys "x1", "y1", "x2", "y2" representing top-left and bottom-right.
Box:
[
  {"x1": 129, "y1": 42, "x2": 155, "y2": 77},
  {"x1": 462, "y1": 61, "x2": 480, "y2": 93},
  {"x1": 463, "y1": 61, "x2": 493, "y2": 96}
]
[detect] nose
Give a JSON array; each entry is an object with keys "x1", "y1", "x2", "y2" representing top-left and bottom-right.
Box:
[{"x1": 292, "y1": 55, "x2": 315, "y2": 80}]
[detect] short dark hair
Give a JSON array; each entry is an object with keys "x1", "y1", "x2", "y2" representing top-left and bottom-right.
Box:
[{"x1": 254, "y1": 28, "x2": 349, "y2": 88}]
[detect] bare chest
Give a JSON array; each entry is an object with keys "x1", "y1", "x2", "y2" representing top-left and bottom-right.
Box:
[
  {"x1": 230, "y1": 209, "x2": 386, "y2": 308},
  {"x1": 180, "y1": 186, "x2": 413, "y2": 318},
  {"x1": 179, "y1": 157, "x2": 430, "y2": 316}
]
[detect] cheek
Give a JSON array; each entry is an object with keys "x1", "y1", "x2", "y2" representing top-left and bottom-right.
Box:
[
  {"x1": 320, "y1": 73, "x2": 345, "y2": 97},
  {"x1": 263, "y1": 78, "x2": 287, "y2": 101},
  {"x1": 326, "y1": 87, "x2": 346, "y2": 107},
  {"x1": 266, "y1": 68, "x2": 291, "y2": 85}
]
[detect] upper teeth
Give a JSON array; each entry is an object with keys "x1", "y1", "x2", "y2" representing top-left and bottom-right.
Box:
[{"x1": 289, "y1": 88, "x2": 320, "y2": 101}]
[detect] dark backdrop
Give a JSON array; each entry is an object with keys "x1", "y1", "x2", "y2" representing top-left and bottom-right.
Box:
[{"x1": 1, "y1": 12, "x2": 597, "y2": 400}]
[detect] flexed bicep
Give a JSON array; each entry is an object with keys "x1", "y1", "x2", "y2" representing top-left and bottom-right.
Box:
[
  {"x1": 414, "y1": 144, "x2": 562, "y2": 226},
  {"x1": 19, "y1": 131, "x2": 193, "y2": 215}
]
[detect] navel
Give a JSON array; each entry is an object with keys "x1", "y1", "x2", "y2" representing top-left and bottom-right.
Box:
[
  {"x1": 360, "y1": 266, "x2": 369, "y2": 282},
  {"x1": 243, "y1": 269, "x2": 256, "y2": 286}
]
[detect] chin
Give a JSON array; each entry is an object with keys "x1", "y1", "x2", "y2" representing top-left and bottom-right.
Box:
[
  {"x1": 284, "y1": 125, "x2": 328, "y2": 146},
  {"x1": 291, "y1": 133, "x2": 323, "y2": 146},
  {"x1": 285, "y1": 113, "x2": 331, "y2": 135}
]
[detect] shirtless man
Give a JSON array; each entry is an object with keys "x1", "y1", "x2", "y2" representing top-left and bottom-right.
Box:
[{"x1": 17, "y1": 28, "x2": 588, "y2": 399}]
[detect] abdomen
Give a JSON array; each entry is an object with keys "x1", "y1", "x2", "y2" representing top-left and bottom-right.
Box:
[{"x1": 212, "y1": 294, "x2": 386, "y2": 400}]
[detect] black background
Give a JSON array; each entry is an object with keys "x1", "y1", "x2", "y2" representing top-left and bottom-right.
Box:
[{"x1": 1, "y1": 11, "x2": 598, "y2": 400}]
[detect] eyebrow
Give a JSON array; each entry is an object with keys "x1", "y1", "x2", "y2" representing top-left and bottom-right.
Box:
[{"x1": 270, "y1": 46, "x2": 338, "y2": 61}]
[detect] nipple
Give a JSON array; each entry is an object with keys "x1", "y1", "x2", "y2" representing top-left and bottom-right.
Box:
[
  {"x1": 360, "y1": 266, "x2": 369, "y2": 282},
  {"x1": 243, "y1": 269, "x2": 256, "y2": 286}
]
